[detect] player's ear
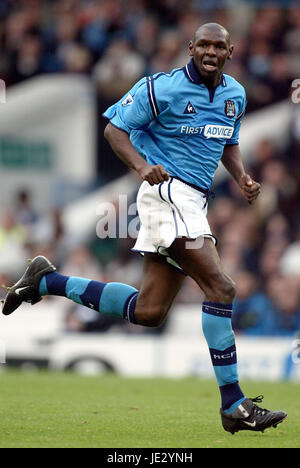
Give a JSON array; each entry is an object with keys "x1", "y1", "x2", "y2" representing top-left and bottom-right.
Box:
[
  {"x1": 188, "y1": 41, "x2": 194, "y2": 56},
  {"x1": 227, "y1": 44, "x2": 234, "y2": 61}
]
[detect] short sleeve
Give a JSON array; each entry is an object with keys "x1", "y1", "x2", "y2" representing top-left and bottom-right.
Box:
[
  {"x1": 103, "y1": 78, "x2": 155, "y2": 134},
  {"x1": 226, "y1": 94, "x2": 247, "y2": 145}
]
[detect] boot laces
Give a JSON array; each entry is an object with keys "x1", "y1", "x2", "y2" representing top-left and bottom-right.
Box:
[{"x1": 250, "y1": 395, "x2": 269, "y2": 416}]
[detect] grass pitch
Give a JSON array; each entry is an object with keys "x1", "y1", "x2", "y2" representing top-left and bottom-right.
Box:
[{"x1": 0, "y1": 370, "x2": 298, "y2": 448}]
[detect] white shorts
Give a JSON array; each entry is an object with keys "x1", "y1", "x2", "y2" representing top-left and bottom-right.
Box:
[{"x1": 132, "y1": 177, "x2": 216, "y2": 271}]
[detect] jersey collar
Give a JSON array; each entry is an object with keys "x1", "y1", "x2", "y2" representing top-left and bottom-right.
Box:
[{"x1": 183, "y1": 59, "x2": 227, "y2": 87}]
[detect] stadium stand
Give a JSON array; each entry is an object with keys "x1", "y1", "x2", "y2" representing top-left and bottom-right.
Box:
[{"x1": 0, "y1": 0, "x2": 299, "y2": 336}]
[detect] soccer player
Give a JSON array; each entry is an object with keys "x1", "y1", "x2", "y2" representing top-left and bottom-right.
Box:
[{"x1": 2, "y1": 23, "x2": 287, "y2": 434}]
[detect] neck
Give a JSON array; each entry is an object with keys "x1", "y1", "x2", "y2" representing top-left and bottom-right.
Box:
[
  {"x1": 202, "y1": 73, "x2": 222, "y2": 88},
  {"x1": 192, "y1": 58, "x2": 223, "y2": 88}
]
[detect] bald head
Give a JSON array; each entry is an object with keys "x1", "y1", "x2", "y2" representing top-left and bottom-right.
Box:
[
  {"x1": 189, "y1": 22, "x2": 233, "y2": 86},
  {"x1": 194, "y1": 23, "x2": 230, "y2": 46}
]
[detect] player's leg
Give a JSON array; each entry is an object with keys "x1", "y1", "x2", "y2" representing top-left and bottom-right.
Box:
[
  {"x1": 134, "y1": 253, "x2": 186, "y2": 327},
  {"x1": 168, "y1": 236, "x2": 236, "y2": 303},
  {"x1": 168, "y1": 237, "x2": 243, "y2": 410},
  {"x1": 167, "y1": 236, "x2": 287, "y2": 433},
  {"x1": 2, "y1": 254, "x2": 185, "y2": 328}
]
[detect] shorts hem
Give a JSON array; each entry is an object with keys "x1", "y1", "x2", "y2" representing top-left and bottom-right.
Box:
[{"x1": 131, "y1": 248, "x2": 187, "y2": 275}]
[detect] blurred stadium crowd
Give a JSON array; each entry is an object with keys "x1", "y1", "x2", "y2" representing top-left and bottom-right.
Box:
[
  {"x1": 0, "y1": 0, "x2": 300, "y2": 336},
  {"x1": 1, "y1": 0, "x2": 299, "y2": 108}
]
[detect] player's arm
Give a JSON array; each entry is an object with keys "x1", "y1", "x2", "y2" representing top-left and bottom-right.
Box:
[
  {"x1": 104, "y1": 123, "x2": 169, "y2": 185},
  {"x1": 221, "y1": 143, "x2": 261, "y2": 204}
]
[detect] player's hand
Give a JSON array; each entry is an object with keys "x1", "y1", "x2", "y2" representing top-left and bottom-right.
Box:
[
  {"x1": 239, "y1": 174, "x2": 261, "y2": 205},
  {"x1": 137, "y1": 163, "x2": 170, "y2": 185}
]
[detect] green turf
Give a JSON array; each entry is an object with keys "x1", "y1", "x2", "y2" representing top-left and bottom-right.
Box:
[{"x1": 0, "y1": 370, "x2": 298, "y2": 448}]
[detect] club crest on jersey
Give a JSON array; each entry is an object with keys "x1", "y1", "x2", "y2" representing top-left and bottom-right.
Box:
[
  {"x1": 122, "y1": 93, "x2": 134, "y2": 106},
  {"x1": 184, "y1": 101, "x2": 196, "y2": 114},
  {"x1": 224, "y1": 99, "x2": 235, "y2": 118}
]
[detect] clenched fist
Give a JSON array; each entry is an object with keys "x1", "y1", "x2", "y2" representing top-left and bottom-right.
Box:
[
  {"x1": 137, "y1": 162, "x2": 170, "y2": 185},
  {"x1": 239, "y1": 174, "x2": 261, "y2": 205}
]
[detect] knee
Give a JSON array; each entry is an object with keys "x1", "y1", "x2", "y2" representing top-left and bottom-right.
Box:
[
  {"x1": 220, "y1": 275, "x2": 237, "y2": 301},
  {"x1": 201, "y1": 273, "x2": 236, "y2": 303},
  {"x1": 134, "y1": 304, "x2": 167, "y2": 327}
]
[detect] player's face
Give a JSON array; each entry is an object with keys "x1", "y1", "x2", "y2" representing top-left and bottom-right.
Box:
[{"x1": 189, "y1": 28, "x2": 233, "y2": 83}]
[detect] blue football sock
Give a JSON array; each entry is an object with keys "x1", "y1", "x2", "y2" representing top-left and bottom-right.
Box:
[
  {"x1": 39, "y1": 271, "x2": 138, "y2": 323},
  {"x1": 202, "y1": 301, "x2": 245, "y2": 411}
]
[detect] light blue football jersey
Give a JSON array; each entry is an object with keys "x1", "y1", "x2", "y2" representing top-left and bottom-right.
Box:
[{"x1": 103, "y1": 59, "x2": 246, "y2": 190}]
